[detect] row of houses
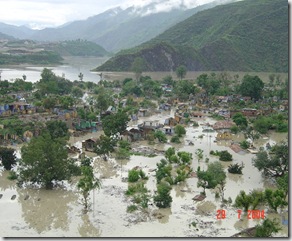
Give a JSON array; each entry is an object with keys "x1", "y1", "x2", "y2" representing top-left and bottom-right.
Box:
[{"x1": 0, "y1": 102, "x2": 36, "y2": 116}]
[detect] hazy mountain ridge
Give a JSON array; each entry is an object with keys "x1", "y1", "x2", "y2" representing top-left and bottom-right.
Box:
[
  {"x1": 95, "y1": 0, "x2": 288, "y2": 73},
  {"x1": 0, "y1": 1, "x2": 228, "y2": 53}
]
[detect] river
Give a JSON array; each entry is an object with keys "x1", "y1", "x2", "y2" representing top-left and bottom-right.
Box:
[
  {"x1": 0, "y1": 56, "x2": 288, "y2": 84},
  {"x1": 0, "y1": 56, "x2": 108, "y2": 83}
]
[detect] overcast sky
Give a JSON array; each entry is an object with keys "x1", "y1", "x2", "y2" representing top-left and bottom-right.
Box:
[{"x1": 0, "y1": 0, "x2": 228, "y2": 29}]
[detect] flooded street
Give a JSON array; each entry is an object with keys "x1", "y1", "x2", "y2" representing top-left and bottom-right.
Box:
[{"x1": 0, "y1": 113, "x2": 288, "y2": 237}]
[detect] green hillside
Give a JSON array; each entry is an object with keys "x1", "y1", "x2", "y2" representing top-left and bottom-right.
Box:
[
  {"x1": 46, "y1": 39, "x2": 109, "y2": 57},
  {"x1": 95, "y1": 0, "x2": 288, "y2": 73}
]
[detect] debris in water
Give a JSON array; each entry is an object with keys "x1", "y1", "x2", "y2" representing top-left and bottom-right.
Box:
[{"x1": 192, "y1": 194, "x2": 206, "y2": 201}]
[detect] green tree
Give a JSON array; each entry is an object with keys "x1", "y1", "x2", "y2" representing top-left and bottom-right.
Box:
[
  {"x1": 234, "y1": 190, "x2": 253, "y2": 212},
  {"x1": 234, "y1": 190, "x2": 265, "y2": 212},
  {"x1": 78, "y1": 72, "x2": 84, "y2": 81},
  {"x1": 253, "y1": 117, "x2": 272, "y2": 134},
  {"x1": 173, "y1": 79, "x2": 196, "y2": 101},
  {"x1": 195, "y1": 149, "x2": 204, "y2": 161},
  {"x1": 252, "y1": 141, "x2": 288, "y2": 177},
  {"x1": 121, "y1": 79, "x2": 143, "y2": 97},
  {"x1": 255, "y1": 218, "x2": 281, "y2": 237},
  {"x1": 177, "y1": 151, "x2": 192, "y2": 165},
  {"x1": 239, "y1": 75, "x2": 264, "y2": 101},
  {"x1": 71, "y1": 87, "x2": 84, "y2": 99},
  {"x1": 174, "y1": 125, "x2": 186, "y2": 137},
  {"x1": 94, "y1": 135, "x2": 117, "y2": 161},
  {"x1": 165, "y1": 147, "x2": 176, "y2": 162},
  {"x1": 59, "y1": 95, "x2": 74, "y2": 109},
  {"x1": 196, "y1": 73, "x2": 220, "y2": 96},
  {"x1": 153, "y1": 182, "x2": 173, "y2": 208},
  {"x1": 276, "y1": 173, "x2": 288, "y2": 198},
  {"x1": 175, "y1": 65, "x2": 187, "y2": 80},
  {"x1": 42, "y1": 97, "x2": 57, "y2": 110},
  {"x1": 232, "y1": 112, "x2": 248, "y2": 128},
  {"x1": 46, "y1": 120, "x2": 69, "y2": 141},
  {"x1": 244, "y1": 126, "x2": 261, "y2": 142},
  {"x1": 197, "y1": 161, "x2": 226, "y2": 195},
  {"x1": 219, "y1": 150, "x2": 233, "y2": 161},
  {"x1": 239, "y1": 140, "x2": 250, "y2": 150},
  {"x1": 154, "y1": 130, "x2": 167, "y2": 143},
  {"x1": 155, "y1": 159, "x2": 172, "y2": 183},
  {"x1": 101, "y1": 111, "x2": 129, "y2": 137},
  {"x1": 18, "y1": 132, "x2": 77, "y2": 189},
  {"x1": 131, "y1": 57, "x2": 145, "y2": 84},
  {"x1": 40, "y1": 68, "x2": 57, "y2": 82},
  {"x1": 94, "y1": 87, "x2": 113, "y2": 114},
  {"x1": 162, "y1": 75, "x2": 174, "y2": 86},
  {"x1": 0, "y1": 147, "x2": 16, "y2": 170},
  {"x1": 264, "y1": 189, "x2": 288, "y2": 212},
  {"x1": 228, "y1": 163, "x2": 244, "y2": 174},
  {"x1": 77, "y1": 165, "x2": 101, "y2": 212}
]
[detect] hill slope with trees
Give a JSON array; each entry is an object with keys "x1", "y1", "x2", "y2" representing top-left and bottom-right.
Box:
[{"x1": 95, "y1": 0, "x2": 288, "y2": 72}]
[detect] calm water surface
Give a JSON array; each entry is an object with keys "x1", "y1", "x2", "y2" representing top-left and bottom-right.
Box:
[{"x1": 0, "y1": 56, "x2": 108, "y2": 83}]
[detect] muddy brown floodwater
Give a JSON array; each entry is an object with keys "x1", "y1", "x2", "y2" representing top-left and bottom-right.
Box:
[{"x1": 0, "y1": 113, "x2": 288, "y2": 237}]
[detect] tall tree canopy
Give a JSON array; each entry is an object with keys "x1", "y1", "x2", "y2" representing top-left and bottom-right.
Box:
[
  {"x1": 0, "y1": 147, "x2": 16, "y2": 170},
  {"x1": 18, "y1": 132, "x2": 77, "y2": 189},
  {"x1": 101, "y1": 111, "x2": 129, "y2": 137},
  {"x1": 252, "y1": 141, "x2": 288, "y2": 177},
  {"x1": 131, "y1": 57, "x2": 145, "y2": 83},
  {"x1": 46, "y1": 120, "x2": 69, "y2": 141},
  {"x1": 239, "y1": 75, "x2": 264, "y2": 100},
  {"x1": 197, "y1": 161, "x2": 226, "y2": 195},
  {"x1": 175, "y1": 65, "x2": 187, "y2": 80}
]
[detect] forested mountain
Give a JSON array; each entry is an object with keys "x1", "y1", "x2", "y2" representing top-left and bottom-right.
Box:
[
  {"x1": 45, "y1": 40, "x2": 109, "y2": 57},
  {"x1": 95, "y1": 0, "x2": 288, "y2": 73},
  {"x1": 0, "y1": 1, "x2": 230, "y2": 53}
]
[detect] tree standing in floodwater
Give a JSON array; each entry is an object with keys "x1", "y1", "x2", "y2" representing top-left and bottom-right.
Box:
[{"x1": 78, "y1": 165, "x2": 101, "y2": 212}]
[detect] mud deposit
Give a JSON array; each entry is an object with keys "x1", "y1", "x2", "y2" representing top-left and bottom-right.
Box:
[{"x1": 0, "y1": 115, "x2": 288, "y2": 237}]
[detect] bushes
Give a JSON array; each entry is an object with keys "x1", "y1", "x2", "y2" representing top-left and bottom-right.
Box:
[
  {"x1": 115, "y1": 148, "x2": 130, "y2": 160},
  {"x1": 154, "y1": 130, "x2": 167, "y2": 143},
  {"x1": 255, "y1": 218, "x2": 281, "y2": 237},
  {"x1": 219, "y1": 150, "x2": 233, "y2": 161},
  {"x1": 210, "y1": 150, "x2": 233, "y2": 161},
  {"x1": 239, "y1": 140, "x2": 250, "y2": 149},
  {"x1": 228, "y1": 163, "x2": 244, "y2": 174},
  {"x1": 170, "y1": 135, "x2": 181, "y2": 143},
  {"x1": 153, "y1": 182, "x2": 173, "y2": 208},
  {"x1": 174, "y1": 125, "x2": 186, "y2": 137},
  {"x1": 128, "y1": 169, "x2": 148, "y2": 183}
]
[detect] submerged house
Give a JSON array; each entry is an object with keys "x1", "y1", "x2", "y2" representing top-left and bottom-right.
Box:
[
  {"x1": 0, "y1": 102, "x2": 35, "y2": 116},
  {"x1": 164, "y1": 117, "x2": 177, "y2": 127},
  {"x1": 138, "y1": 120, "x2": 162, "y2": 139},
  {"x1": 192, "y1": 111, "x2": 205, "y2": 118},
  {"x1": 121, "y1": 127, "x2": 143, "y2": 142},
  {"x1": 212, "y1": 120, "x2": 235, "y2": 133},
  {"x1": 138, "y1": 108, "x2": 148, "y2": 117},
  {"x1": 82, "y1": 138, "x2": 98, "y2": 152},
  {"x1": 163, "y1": 126, "x2": 174, "y2": 135}
]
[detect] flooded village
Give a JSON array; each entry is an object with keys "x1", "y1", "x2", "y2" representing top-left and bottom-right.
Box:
[
  {"x1": 0, "y1": 68, "x2": 289, "y2": 237},
  {"x1": 0, "y1": 0, "x2": 289, "y2": 238}
]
